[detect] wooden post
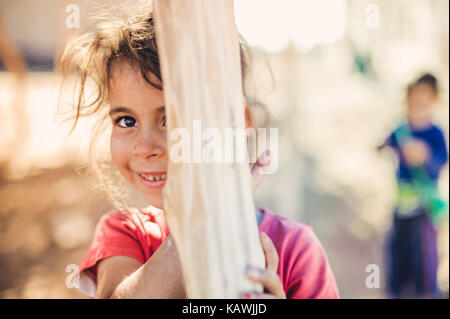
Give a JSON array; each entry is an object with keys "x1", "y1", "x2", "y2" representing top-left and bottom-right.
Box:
[{"x1": 154, "y1": 0, "x2": 265, "y2": 298}]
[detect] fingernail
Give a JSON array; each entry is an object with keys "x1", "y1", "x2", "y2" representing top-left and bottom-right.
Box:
[{"x1": 259, "y1": 150, "x2": 271, "y2": 165}]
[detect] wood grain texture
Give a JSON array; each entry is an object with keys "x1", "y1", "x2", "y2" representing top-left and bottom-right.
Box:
[{"x1": 154, "y1": 0, "x2": 265, "y2": 298}]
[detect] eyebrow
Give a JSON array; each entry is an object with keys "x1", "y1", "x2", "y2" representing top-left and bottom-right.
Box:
[
  {"x1": 109, "y1": 106, "x2": 165, "y2": 116},
  {"x1": 109, "y1": 106, "x2": 134, "y2": 117}
]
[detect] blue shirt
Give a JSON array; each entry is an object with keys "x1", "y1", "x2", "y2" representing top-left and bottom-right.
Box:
[{"x1": 387, "y1": 123, "x2": 448, "y2": 184}]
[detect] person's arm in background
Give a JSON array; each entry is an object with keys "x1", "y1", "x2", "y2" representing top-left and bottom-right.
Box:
[
  {"x1": 422, "y1": 128, "x2": 449, "y2": 178},
  {"x1": 377, "y1": 131, "x2": 397, "y2": 152},
  {"x1": 401, "y1": 129, "x2": 448, "y2": 174},
  {"x1": 377, "y1": 130, "x2": 399, "y2": 151},
  {"x1": 377, "y1": 137, "x2": 390, "y2": 151}
]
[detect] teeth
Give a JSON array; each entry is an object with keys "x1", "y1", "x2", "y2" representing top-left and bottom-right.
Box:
[{"x1": 140, "y1": 173, "x2": 166, "y2": 181}]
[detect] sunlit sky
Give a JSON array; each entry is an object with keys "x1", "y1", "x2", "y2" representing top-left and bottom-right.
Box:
[{"x1": 234, "y1": 0, "x2": 347, "y2": 52}]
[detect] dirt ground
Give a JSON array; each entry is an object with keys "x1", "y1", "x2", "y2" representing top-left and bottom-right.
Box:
[{"x1": 0, "y1": 163, "x2": 113, "y2": 298}]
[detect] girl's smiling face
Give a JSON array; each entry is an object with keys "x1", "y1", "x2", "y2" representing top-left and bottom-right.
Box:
[{"x1": 109, "y1": 61, "x2": 167, "y2": 209}]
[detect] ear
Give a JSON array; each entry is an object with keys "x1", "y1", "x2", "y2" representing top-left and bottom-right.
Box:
[{"x1": 243, "y1": 96, "x2": 253, "y2": 129}]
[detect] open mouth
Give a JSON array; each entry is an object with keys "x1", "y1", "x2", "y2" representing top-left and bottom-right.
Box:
[{"x1": 137, "y1": 172, "x2": 167, "y2": 188}]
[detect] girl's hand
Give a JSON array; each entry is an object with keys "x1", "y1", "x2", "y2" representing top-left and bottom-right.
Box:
[{"x1": 242, "y1": 232, "x2": 286, "y2": 299}]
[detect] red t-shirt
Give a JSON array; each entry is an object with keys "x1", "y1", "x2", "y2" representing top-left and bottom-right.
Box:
[{"x1": 78, "y1": 206, "x2": 339, "y2": 299}]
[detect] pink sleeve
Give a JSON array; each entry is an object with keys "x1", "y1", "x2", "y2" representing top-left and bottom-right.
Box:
[{"x1": 285, "y1": 226, "x2": 339, "y2": 299}]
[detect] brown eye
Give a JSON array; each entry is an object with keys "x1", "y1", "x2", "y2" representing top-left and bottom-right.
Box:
[
  {"x1": 162, "y1": 116, "x2": 166, "y2": 127},
  {"x1": 116, "y1": 116, "x2": 137, "y2": 128}
]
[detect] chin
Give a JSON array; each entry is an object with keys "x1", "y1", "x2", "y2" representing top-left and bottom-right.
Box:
[{"x1": 144, "y1": 194, "x2": 164, "y2": 210}]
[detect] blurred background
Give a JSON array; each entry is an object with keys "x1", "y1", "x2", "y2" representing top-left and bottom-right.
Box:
[{"x1": 0, "y1": 0, "x2": 448, "y2": 298}]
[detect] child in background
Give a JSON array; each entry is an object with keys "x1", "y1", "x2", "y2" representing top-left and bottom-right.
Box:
[
  {"x1": 61, "y1": 7, "x2": 339, "y2": 299},
  {"x1": 379, "y1": 73, "x2": 449, "y2": 298}
]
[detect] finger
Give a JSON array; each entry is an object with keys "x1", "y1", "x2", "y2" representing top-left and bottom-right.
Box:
[
  {"x1": 255, "y1": 149, "x2": 271, "y2": 167},
  {"x1": 260, "y1": 232, "x2": 278, "y2": 273},
  {"x1": 251, "y1": 150, "x2": 271, "y2": 192},
  {"x1": 246, "y1": 268, "x2": 285, "y2": 299}
]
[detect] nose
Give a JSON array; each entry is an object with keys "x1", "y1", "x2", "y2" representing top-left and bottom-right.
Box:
[{"x1": 132, "y1": 127, "x2": 165, "y2": 159}]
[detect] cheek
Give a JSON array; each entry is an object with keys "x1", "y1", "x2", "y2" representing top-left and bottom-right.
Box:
[{"x1": 110, "y1": 131, "x2": 132, "y2": 176}]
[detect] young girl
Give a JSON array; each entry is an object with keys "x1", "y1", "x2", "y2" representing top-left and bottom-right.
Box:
[
  {"x1": 379, "y1": 74, "x2": 448, "y2": 298},
  {"x1": 63, "y1": 8, "x2": 339, "y2": 299}
]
